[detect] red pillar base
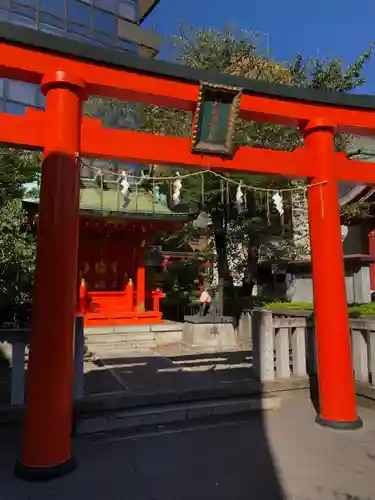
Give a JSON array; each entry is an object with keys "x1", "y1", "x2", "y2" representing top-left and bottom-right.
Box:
[
  {"x1": 315, "y1": 415, "x2": 363, "y2": 430},
  {"x1": 14, "y1": 456, "x2": 75, "y2": 482}
]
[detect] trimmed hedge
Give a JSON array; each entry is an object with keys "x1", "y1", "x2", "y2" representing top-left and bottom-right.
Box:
[{"x1": 264, "y1": 301, "x2": 375, "y2": 316}]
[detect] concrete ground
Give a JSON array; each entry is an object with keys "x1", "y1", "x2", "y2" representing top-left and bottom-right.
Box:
[{"x1": 2, "y1": 391, "x2": 375, "y2": 499}]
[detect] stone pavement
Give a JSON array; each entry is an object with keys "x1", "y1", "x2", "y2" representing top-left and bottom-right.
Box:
[
  {"x1": 1, "y1": 391, "x2": 375, "y2": 499},
  {"x1": 84, "y1": 344, "x2": 254, "y2": 396},
  {"x1": 0, "y1": 343, "x2": 253, "y2": 405}
]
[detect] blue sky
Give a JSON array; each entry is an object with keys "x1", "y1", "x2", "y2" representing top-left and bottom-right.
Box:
[{"x1": 143, "y1": 0, "x2": 375, "y2": 94}]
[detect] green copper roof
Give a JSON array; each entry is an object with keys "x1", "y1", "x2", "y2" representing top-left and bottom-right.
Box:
[
  {"x1": 80, "y1": 177, "x2": 189, "y2": 220},
  {"x1": 23, "y1": 178, "x2": 192, "y2": 221}
]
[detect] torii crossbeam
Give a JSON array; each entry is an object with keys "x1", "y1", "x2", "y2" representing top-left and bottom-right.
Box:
[{"x1": 0, "y1": 21, "x2": 372, "y2": 480}]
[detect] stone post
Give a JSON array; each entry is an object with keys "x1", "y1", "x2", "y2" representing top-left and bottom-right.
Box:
[{"x1": 252, "y1": 309, "x2": 275, "y2": 382}]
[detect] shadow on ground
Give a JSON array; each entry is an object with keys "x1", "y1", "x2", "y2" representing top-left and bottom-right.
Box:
[
  {"x1": 0, "y1": 329, "x2": 328, "y2": 499},
  {"x1": 79, "y1": 343, "x2": 287, "y2": 499},
  {"x1": 85, "y1": 348, "x2": 254, "y2": 394}
]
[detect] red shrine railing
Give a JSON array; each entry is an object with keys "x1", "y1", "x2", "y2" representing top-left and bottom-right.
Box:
[{"x1": 78, "y1": 279, "x2": 165, "y2": 326}]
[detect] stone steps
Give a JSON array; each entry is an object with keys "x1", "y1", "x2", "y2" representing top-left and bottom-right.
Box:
[
  {"x1": 85, "y1": 322, "x2": 184, "y2": 351},
  {"x1": 85, "y1": 323, "x2": 183, "y2": 334},
  {"x1": 86, "y1": 332, "x2": 156, "y2": 344},
  {"x1": 75, "y1": 395, "x2": 281, "y2": 435},
  {"x1": 89, "y1": 341, "x2": 158, "y2": 351}
]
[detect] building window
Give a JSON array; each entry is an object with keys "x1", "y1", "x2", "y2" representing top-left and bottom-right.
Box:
[
  {"x1": 39, "y1": 0, "x2": 64, "y2": 17},
  {"x1": 40, "y1": 12, "x2": 65, "y2": 29},
  {"x1": 67, "y1": 21, "x2": 90, "y2": 36},
  {"x1": 5, "y1": 101, "x2": 27, "y2": 115},
  {"x1": 36, "y1": 89, "x2": 46, "y2": 108},
  {"x1": 13, "y1": 0, "x2": 36, "y2": 5},
  {"x1": 10, "y1": 0, "x2": 37, "y2": 19},
  {"x1": 67, "y1": 0, "x2": 90, "y2": 26},
  {"x1": 93, "y1": 7, "x2": 116, "y2": 35},
  {"x1": 93, "y1": 31, "x2": 112, "y2": 45},
  {"x1": 93, "y1": 1, "x2": 118, "y2": 14},
  {"x1": 7, "y1": 80, "x2": 37, "y2": 106},
  {"x1": 9, "y1": 10, "x2": 36, "y2": 27},
  {"x1": 118, "y1": 1, "x2": 137, "y2": 21}
]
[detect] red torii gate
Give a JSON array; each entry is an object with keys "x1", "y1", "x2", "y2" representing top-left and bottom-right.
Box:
[{"x1": 1, "y1": 22, "x2": 374, "y2": 480}]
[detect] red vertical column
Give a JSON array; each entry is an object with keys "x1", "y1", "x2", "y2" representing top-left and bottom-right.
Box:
[
  {"x1": 304, "y1": 119, "x2": 361, "y2": 429},
  {"x1": 15, "y1": 71, "x2": 87, "y2": 481},
  {"x1": 136, "y1": 246, "x2": 146, "y2": 312}
]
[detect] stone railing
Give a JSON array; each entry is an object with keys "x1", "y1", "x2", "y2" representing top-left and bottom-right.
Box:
[
  {"x1": 252, "y1": 309, "x2": 375, "y2": 396},
  {"x1": 0, "y1": 317, "x2": 85, "y2": 407},
  {"x1": 349, "y1": 318, "x2": 375, "y2": 387},
  {"x1": 3, "y1": 309, "x2": 375, "y2": 406}
]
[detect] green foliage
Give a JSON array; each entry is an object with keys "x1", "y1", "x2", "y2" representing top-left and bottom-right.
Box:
[
  {"x1": 340, "y1": 200, "x2": 374, "y2": 225},
  {"x1": 264, "y1": 301, "x2": 314, "y2": 311},
  {"x1": 161, "y1": 259, "x2": 201, "y2": 297},
  {"x1": 289, "y1": 47, "x2": 373, "y2": 91},
  {"x1": 0, "y1": 200, "x2": 36, "y2": 326},
  {"x1": 348, "y1": 303, "x2": 375, "y2": 316},
  {"x1": 0, "y1": 149, "x2": 40, "y2": 203},
  {"x1": 264, "y1": 301, "x2": 375, "y2": 316},
  {"x1": 84, "y1": 96, "x2": 138, "y2": 130},
  {"x1": 173, "y1": 25, "x2": 260, "y2": 72},
  {"x1": 0, "y1": 148, "x2": 40, "y2": 327}
]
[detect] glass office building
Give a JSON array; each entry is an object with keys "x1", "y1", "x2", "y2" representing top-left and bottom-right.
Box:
[
  {"x1": 0, "y1": 0, "x2": 161, "y2": 178},
  {"x1": 0, "y1": 0, "x2": 161, "y2": 114}
]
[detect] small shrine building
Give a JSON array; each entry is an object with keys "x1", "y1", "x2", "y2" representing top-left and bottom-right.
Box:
[{"x1": 25, "y1": 174, "x2": 192, "y2": 326}]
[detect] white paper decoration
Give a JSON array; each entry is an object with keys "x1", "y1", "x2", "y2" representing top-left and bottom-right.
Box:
[
  {"x1": 120, "y1": 170, "x2": 130, "y2": 208},
  {"x1": 172, "y1": 172, "x2": 182, "y2": 206},
  {"x1": 154, "y1": 185, "x2": 161, "y2": 202},
  {"x1": 272, "y1": 191, "x2": 284, "y2": 216},
  {"x1": 235, "y1": 182, "x2": 245, "y2": 214}
]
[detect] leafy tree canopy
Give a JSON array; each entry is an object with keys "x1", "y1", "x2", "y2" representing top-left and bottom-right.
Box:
[{"x1": 0, "y1": 149, "x2": 40, "y2": 326}]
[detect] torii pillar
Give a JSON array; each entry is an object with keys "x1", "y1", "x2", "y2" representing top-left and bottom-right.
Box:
[
  {"x1": 15, "y1": 71, "x2": 87, "y2": 480},
  {"x1": 304, "y1": 119, "x2": 361, "y2": 429}
]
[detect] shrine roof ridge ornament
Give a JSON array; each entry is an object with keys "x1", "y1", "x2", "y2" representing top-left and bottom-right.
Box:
[{"x1": 0, "y1": 20, "x2": 375, "y2": 111}]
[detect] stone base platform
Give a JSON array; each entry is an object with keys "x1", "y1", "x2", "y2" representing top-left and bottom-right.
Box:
[{"x1": 182, "y1": 316, "x2": 237, "y2": 349}]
